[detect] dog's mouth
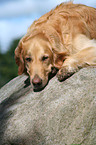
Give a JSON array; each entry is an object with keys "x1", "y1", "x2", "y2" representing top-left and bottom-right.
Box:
[
  {"x1": 31, "y1": 77, "x2": 48, "y2": 92},
  {"x1": 30, "y1": 67, "x2": 58, "y2": 92},
  {"x1": 33, "y1": 83, "x2": 47, "y2": 92}
]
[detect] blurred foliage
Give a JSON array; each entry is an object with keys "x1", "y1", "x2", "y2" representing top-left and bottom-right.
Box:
[{"x1": 0, "y1": 38, "x2": 20, "y2": 88}]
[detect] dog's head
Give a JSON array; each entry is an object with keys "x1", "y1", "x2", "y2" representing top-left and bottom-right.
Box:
[{"x1": 15, "y1": 32, "x2": 67, "y2": 90}]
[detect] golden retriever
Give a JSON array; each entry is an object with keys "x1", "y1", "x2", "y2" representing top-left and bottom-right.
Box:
[{"x1": 15, "y1": 2, "x2": 96, "y2": 90}]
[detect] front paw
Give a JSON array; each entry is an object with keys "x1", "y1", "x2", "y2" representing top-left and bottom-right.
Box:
[{"x1": 56, "y1": 67, "x2": 76, "y2": 81}]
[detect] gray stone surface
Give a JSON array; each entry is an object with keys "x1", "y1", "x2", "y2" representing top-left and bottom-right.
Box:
[{"x1": 0, "y1": 68, "x2": 96, "y2": 145}]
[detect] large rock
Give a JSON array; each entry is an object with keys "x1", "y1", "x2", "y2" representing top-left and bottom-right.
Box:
[{"x1": 0, "y1": 68, "x2": 96, "y2": 145}]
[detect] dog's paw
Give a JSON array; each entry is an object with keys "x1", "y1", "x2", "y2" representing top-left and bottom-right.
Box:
[{"x1": 56, "y1": 66, "x2": 76, "y2": 81}]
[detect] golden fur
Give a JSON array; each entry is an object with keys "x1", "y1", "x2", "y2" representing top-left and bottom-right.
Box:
[{"x1": 15, "y1": 2, "x2": 96, "y2": 90}]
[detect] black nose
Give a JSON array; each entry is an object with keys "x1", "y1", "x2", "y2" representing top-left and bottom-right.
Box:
[{"x1": 32, "y1": 74, "x2": 42, "y2": 87}]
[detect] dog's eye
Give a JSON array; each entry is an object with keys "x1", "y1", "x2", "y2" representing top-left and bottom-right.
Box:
[
  {"x1": 25, "y1": 57, "x2": 32, "y2": 62},
  {"x1": 42, "y1": 56, "x2": 49, "y2": 61}
]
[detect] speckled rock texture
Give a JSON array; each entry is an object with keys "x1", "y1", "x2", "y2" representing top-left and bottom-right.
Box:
[{"x1": 0, "y1": 67, "x2": 96, "y2": 145}]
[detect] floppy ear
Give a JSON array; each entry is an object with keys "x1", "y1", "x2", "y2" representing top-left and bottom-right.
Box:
[
  {"x1": 15, "y1": 43, "x2": 25, "y2": 75},
  {"x1": 53, "y1": 51, "x2": 68, "y2": 69}
]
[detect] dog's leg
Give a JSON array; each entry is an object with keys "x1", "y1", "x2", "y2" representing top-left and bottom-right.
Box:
[{"x1": 57, "y1": 42, "x2": 96, "y2": 81}]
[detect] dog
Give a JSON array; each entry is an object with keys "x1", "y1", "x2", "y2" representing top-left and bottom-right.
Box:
[{"x1": 15, "y1": 2, "x2": 96, "y2": 90}]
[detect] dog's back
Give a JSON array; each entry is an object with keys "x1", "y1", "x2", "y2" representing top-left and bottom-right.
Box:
[{"x1": 28, "y1": 2, "x2": 96, "y2": 39}]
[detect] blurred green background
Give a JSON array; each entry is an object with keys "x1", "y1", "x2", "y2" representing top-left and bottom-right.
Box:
[{"x1": 0, "y1": 38, "x2": 20, "y2": 88}]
